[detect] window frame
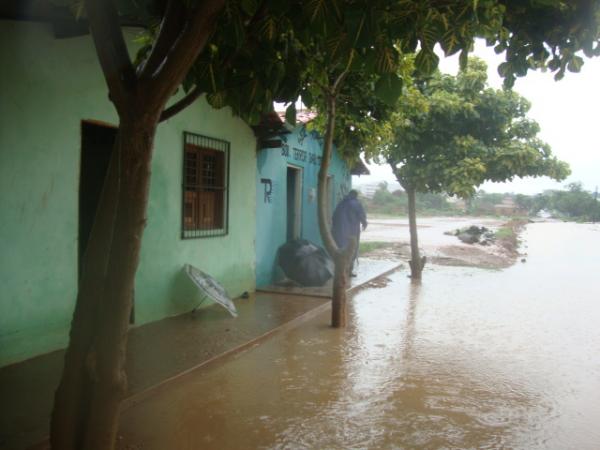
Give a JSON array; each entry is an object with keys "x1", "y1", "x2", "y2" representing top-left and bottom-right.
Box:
[{"x1": 181, "y1": 132, "x2": 230, "y2": 239}]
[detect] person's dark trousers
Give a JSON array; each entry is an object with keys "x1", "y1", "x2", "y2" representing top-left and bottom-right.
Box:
[{"x1": 347, "y1": 234, "x2": 359, "y2": 277}]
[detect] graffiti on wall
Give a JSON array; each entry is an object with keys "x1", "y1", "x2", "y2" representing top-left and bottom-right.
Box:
[
  {"x1": 260, "y1": 178, "x2": 273, "y2": 203},
  {"x1": 281, "y1": 143, "x2": 323, "y2": 166}
]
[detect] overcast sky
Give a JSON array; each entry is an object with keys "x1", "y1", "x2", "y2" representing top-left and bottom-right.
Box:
[{"x1": 355, "y1": 41, "x2": 600, "y2": 195}]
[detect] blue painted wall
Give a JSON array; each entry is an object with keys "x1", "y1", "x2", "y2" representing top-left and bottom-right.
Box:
[{"x1": 256, "y1": 125, "x2": 351, "y2": 287}]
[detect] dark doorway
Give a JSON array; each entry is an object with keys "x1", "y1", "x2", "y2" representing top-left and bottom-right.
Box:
[
  {"x1": 286, "y1": 166, "x2": 302, "y2": 241},
  {"x1": 79, "y1": 122, "x2": 134, "y2": 322},
  {"x1": 79, "y1": 121, "x2": 116, "y2": 273}
]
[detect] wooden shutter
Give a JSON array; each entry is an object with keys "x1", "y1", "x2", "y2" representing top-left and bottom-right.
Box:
[{"x1": 184, "y1": 146, "x2": 200, "y2": 229}]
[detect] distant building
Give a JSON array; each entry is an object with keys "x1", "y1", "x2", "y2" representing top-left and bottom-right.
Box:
[
  {"x1": 355, "y1": 181, "x2": 401, "y2": 199},
  {"x1": 494, "y1": 197, "x2": 524, "y2": 216},
  {"x1": 0, "y1": 19, "x2": 258, "y2": 366},
  {"x1": 447, "y1": 196, "x2": 467, "y2": 211},
  {"x1": 255, "y1": 114, "x2": 352, "y2": 287},
  {"x1": 253, "y1": 112, "x2": 367, "y2": 287},
  {"x1": 356, "y1": 182, "x2": 382, "y2": 199},
  {"x1": 0, "y1": 20, "x2": 361, "y2": 367}
]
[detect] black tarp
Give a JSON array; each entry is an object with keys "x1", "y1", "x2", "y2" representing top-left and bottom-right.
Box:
[{"x1": 277, "y1": 239, "x2": 334, "y2": 287}]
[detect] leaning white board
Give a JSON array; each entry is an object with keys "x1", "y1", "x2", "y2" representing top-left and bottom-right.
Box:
[{"x1": 184, "y1": 264, "x2": 238, "y2": 317}]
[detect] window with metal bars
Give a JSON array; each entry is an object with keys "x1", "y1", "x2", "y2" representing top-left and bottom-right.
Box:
[{"x1": 182, "y1": 132, "x2": 229, "y2": 238}]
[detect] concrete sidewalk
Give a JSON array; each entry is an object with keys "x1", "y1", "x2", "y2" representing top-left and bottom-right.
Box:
[{"x1": 0, "y1": 259, "x2": 401, "y2": 450}]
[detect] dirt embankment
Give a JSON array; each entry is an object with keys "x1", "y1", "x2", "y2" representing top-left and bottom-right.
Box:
[
  {"x1": 363, "y1": 219, "x2": 528, "y2": 270},
  {"x1": 495, "y1": 219, "x2": 528, "y2": 256}
]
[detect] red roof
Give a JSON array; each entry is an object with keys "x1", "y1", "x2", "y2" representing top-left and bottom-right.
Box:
[{"x1": 276, "y1": 110, "x2": 318, "y2": 125}]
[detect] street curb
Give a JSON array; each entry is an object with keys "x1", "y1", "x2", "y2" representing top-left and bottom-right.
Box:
[
  {"x1": 121, "y1": 299, "x2": 332, "y2": 410},
  {"x1": 348, "y1": 263, "x2": 403, "y2": 294},
  {"x1": 28, "y1": 263, "x2": 403, "y2": 450},
  {"x1": 123, "y1": 262, "x2": 403, "y2": 409}
]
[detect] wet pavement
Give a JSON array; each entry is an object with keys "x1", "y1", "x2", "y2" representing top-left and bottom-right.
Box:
[
  {"x1": 0, "y1": 259, "x2": 397, "y2": 450},
  {"x1": 117, "y1": 222, "x2": 600, "y2": 449},
  {"x1": 259, "y1": 258, "x2": 401, "y2": 298},
  {"x1": 0, "y1": 292, "x2": 315, "y2": 450}
]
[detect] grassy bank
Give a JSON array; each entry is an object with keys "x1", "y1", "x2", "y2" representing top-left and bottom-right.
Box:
[
  {"x1": 359, "y1": 241, "x2": 389, "y2": 255},
  {"x1": 495, "y1": 219, "x2": 528, "y2": 255}
]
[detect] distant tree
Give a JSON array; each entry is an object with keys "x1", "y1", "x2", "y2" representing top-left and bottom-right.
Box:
[
  {"x1": 547, "y1": 182, "x2": 600, "y2": 220},
  {"x1": 514, "y1": 194, "x2": 534, "y2": 213},
  {"x1": 416, "y1": 192, "x2": 452, "y2": 212},
  {"x1": 372, "y1": 183, "x2": 395, "y2": 206},
  {"x1": 531, "y1": 193, "x2": 551, "y2": 215},
  {"x1": 380, "y1": 58, "x2": 570, "y2": 279},
  {"x1": 468, "y1": 191, "x2": 507, "y2": 215}
]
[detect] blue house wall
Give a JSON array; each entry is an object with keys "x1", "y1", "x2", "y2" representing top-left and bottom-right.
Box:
[{"x1": 256, "y1": 125, "x2": 351, "y2": 287}]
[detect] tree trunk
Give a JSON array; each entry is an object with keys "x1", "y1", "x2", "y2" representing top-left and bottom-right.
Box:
[
  {"x1": 50, "y1": 114, "x2": 158, "y2": 450},
  {"x1": 50, "y1": 143, "x2": 121, "y2": 450},
  {"x1": 330, "y1": 240, "x2": 356, "y2": 327},
  {"x1": 82, "y1": 115, "x2": 158, "y2": 449},
  {"x1": 331, "y1": 254, "x2": 347, "y2": 328},
  {"x1": 317, "y1": 83, "x2": 351, "y2": 328},
  {"x1": 407, "y1": 187, "x2": 425, "y2": 279},
  {"x1": 48, "y1": 0, "x2": 227, "y2": 447}
]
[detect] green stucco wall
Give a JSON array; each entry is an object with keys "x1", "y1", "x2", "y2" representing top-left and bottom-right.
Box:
[{"x1": 0, "y1": 21, "x2": 257, "y2": 366}]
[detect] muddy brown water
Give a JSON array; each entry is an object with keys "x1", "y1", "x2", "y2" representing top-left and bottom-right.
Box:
[{"x1": 118, "y1": 222, "x2": 600, "y2": 449}]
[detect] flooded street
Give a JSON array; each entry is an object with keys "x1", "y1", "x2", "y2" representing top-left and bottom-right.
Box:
[
  {"x1": 361, "y1": 216, "x2": 504, "y2": 249},
  {"x1": 119, "y1": 222, "x2": 600, "y2": 449}
]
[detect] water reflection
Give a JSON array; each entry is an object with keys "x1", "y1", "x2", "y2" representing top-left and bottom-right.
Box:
[
  {"x1": 119, "y1": 222, "x2": 600, "y2": 450},
  {"x1": 403, "y1": 280, "x2": 421, "y2": 361}
]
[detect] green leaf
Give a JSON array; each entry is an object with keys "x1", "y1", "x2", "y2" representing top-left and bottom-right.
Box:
[
  {"x1": 240, "y1": 0, "x2": 258, "y2": 16},
  {"x1": 374, "y1": 73, "x2": 403, "y2": 106},
  {"x1": 567, "y1": 55, "x2": 584, "y2": 73},
  {"x1": 497, "y1": 61, "x2": 510, "y2": 77},
  {"x1": 459, "y1": 49, "x2": 469, "y2": 71},
  {"x1": 440, "y1": 28, "x2": 461, "y2": 56},
  {"x1": 547, "y1": 57, "x2": 561, "y2": 71},
  {"x1": 285, "y1": 102, "x2": 297, "y2": 124},
  {"x1": 415, "y1": 48, "x2": 440, "y2": 75},
  {"x1": 302, "y1": 90, "x2": 314, "y2": 108}
]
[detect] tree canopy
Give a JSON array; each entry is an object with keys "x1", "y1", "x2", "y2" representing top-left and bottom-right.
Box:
[
  {"x1": 380, "y1": 57, "x2": 571, "y2": 198},
  {"x1": 376, "y1": 56, "x2": 571, "y2": 279},
  {"x1": 516, "y1": 183, "x2": 600, "y2": 220},
  {"x1": 131, "y1": 0, "x2": 600, "y2": 132}
]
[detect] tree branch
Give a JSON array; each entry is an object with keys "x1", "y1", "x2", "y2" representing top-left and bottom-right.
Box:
[
  {"x1": 143, "y1": 0, "x2": 226, "y2": 112},
  {"x1": 333, "y1": 53, "x2": 353, "y2": 91},
  {"x1": 84, "y1": 0, "x2": 135, "y2": 110},
  {"x1": 139, "y1": 0, "x2": 186, "y2": 80},
  {"x1": 159, "y1": 86, "x2": 203, "y2": 122},
  {"x1": 317, "y1": 90, "x2": 342, "y2": 258}
]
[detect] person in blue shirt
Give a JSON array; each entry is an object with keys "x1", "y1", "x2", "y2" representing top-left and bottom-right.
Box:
[{"x1": 332, "y1": 190, "x2": 368, "y2": 276}]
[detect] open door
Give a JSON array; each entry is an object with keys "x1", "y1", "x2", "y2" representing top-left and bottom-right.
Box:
[
  {"x1": 79, "y1": 121, "x2": 134, "y2": 323},
  {"x1": 286, "y1": 165, "x2": 302, "y2": 241}
]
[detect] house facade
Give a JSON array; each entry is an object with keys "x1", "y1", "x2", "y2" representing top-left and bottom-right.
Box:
[
  {"x1": 255, "y1": 119, "x2": 352, "y2": 287},
  {"x1": 0, "y1": 20, "x2": 258, "y2": 366},
  {"x1": 494, "y1": 197, "x2": 525, "y2": 216}
]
